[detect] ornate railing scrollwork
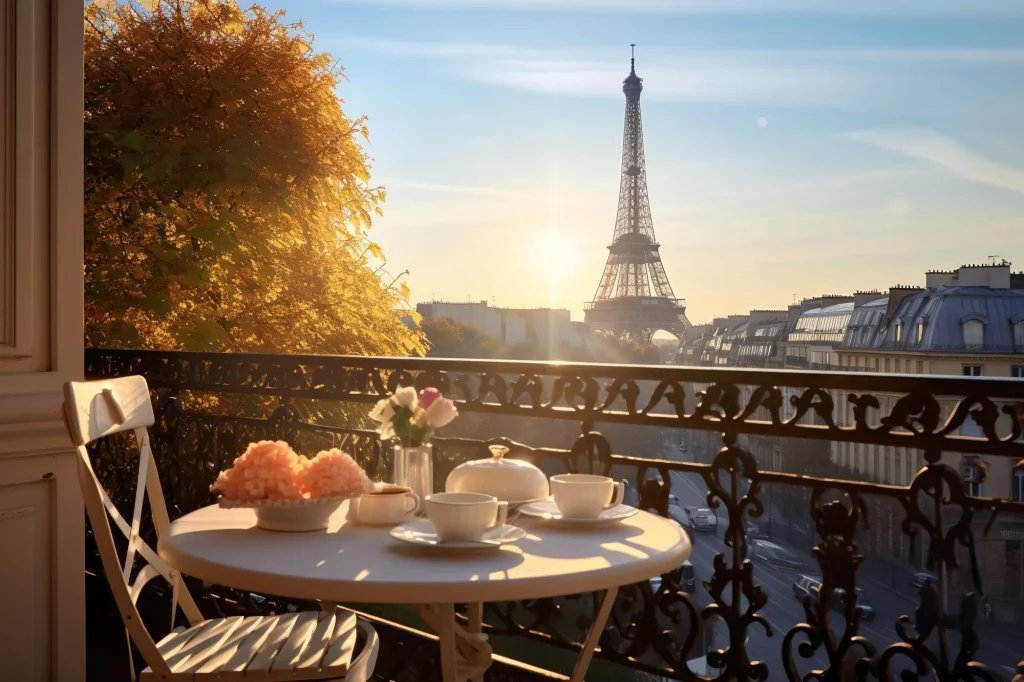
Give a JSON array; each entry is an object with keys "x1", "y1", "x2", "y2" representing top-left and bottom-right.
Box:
[{"x1": 83, "y1": 349, "x2": 1024, "y2": 682}]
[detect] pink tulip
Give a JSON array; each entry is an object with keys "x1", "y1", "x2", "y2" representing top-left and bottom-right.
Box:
[{"x1": 418, "y1": 387, "x2": 441, "y2": 410}]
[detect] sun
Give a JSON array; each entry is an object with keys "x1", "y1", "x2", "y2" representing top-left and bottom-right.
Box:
[{"x1": 529, "y1": 231, "x2": 580, "y2": 307}]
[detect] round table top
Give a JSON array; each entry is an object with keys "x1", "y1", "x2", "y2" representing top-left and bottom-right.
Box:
[{"x1": 158, "y1": 502, "x2": 691, "y2": 604}]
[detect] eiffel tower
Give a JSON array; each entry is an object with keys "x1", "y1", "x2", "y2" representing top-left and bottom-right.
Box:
[{"x1": 584, "y1": 46, "x2": 690, "y2": 344}]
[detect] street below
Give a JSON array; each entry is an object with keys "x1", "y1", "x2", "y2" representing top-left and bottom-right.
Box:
[{"x1": 663, "y1": 469, "x2": 1021, "y2": 678}]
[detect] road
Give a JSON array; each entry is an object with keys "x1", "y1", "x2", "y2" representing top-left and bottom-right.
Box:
[{"x1": 663, "y1": 469, "x2": 1021, "y2": 678}]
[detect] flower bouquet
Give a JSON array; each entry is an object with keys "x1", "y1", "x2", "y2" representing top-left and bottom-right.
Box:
[
  {"x1": 368, "y1": 386, "x2": 458, "y2": 447},
  {"x1": 368, "y1": 386, "x2": 458, "y2": 507},
  {"x1": 212, "y1": 441, "x2": 372, "y2": 532}
]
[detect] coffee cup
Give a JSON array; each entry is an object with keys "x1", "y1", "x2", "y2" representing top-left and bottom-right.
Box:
[
  {"x1": 355, "y1": 485, "x2": 419, "y2": 525},
  {"x1": 425, "y1": 492, "x2": 508, "y2": 542},
  {"x1": 550, "y1": 474, "x2": 624, "y2": 519}
]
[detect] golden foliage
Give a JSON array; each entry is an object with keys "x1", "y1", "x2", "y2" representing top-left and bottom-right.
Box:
[{"x1": 84, "y1": 0, "x2": 425, "y2": 357}]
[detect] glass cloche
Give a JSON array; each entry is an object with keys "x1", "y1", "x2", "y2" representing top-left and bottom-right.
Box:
[{"x1": 445, "y1": 445, "x2": 550, "y2": 504}]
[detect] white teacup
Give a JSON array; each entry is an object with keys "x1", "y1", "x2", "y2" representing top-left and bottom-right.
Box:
[
  {"x1": 355, "y1": 486, "x2": 419, "y2": 525},
  {"x1": 550, "y1": 474, "x2": 625, "y2": 519},
  {"x1": 425, "y1": 492, "x2": 508, "y2": 542}
]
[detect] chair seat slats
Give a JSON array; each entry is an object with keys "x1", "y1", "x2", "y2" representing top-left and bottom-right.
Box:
[
  {"x1": 156, "y1": 621, "x2": 214, "y2": 660},
  {"x1": 269, "y1": 611, "x2": 322, "y2": 672},
  {"x1": 244, "y1": 612, "x2": 300, "y2": 678},
  {"x1": 321, "y1": 611, "x2": 359, "y2": 672},
  {"x1": 165, "y1": 616, "x2": 244, "y2": 672},
  {"x1": 294, "y1": 611, "x2": 336, "y2": 672},
  {"x1": 177, "y1": 615, "x2": 265, "y2": 674},
  {"x1": 199, "y1": 616, "x2": 274, "y2": 677},
  {"x1": 141, "y1": 613, "x2": 371, "y2": 682}
]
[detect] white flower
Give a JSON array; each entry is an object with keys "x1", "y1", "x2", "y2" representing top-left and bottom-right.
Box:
[
  {"x1": 368, "y1": 398, "x2": 395, "y2": 424},
  {"x1": 393, "y1": 386, "x2": 418, "y2": 410},
  {"x1": 424, "y1": 398, "x2": 458, "y2": 428}
]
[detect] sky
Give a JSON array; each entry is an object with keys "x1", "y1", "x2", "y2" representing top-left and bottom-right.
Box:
[{"x1": 266, "y1": 0, "x2": 1024, "y2": 324}]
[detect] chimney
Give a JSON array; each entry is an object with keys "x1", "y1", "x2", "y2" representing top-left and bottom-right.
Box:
[
  {"x1": 853, "y1": 290, "x2": 884, "y2": 308},
  {"x1": 955, "y1": 262, "x2": 1011, "y2": 289},
  {"x1": 886, "y1": 285, "x2": 924, "y2": 320},
  {"x1": 801, "y1": 294, "x2": 853, "y2": 311},
  {"x1": 925, "y1": 270, "x2": 956, "y2": 289}
]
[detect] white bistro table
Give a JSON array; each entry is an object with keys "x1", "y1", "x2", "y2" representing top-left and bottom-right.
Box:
[{"x1": 159, "y1": 502, "x2": 691, "y2": 682}]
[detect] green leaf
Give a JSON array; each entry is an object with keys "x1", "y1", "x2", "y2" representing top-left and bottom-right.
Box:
[
  {"x1": 121, "y1": 152, "x2": 141, "y2": 181},
  {"x1": 120, "y1": 131, "x2": 145, "y2": 152}
]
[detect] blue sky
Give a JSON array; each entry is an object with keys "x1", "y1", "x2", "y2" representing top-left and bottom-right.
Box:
[{"x1": 267, "y1": 0, "x2": 1024, "y2": 324}]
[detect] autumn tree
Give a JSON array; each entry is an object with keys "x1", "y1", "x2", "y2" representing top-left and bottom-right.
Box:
[
  {"x1": 84, "y1": 0, "x2": 424, "y2": 356},
  {"x1": 420, "y1": 317, "x2": 508, "y2": 359}
]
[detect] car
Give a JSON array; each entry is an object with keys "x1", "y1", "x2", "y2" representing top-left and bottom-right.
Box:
[
  {"x1": 746, "y1": 522, "x2": 770, "y2": 541},
  {"x1": 679, "y1": 560, "x2": 696, "y2": 592},
  {"x1": 792, "y1": 574, "x2": 822, "y2": 601},
  {"x1": 910, "y1": 571, "x2": 939, "y2": 590},
  {"x1": 814, "y1": 586, "x2": 876, "y2": 621},
  {"x1": 689, "y1": 508, "x2": 718, "y2": 532},
  {"x1": 833, "y1": 587, "x2": 876, "y2": 621},
  {"x1": 750, "y1": 539, "x2": 805, "y2": 570},
  {"x1": 668, "y1": 504, "x2": 690, "y2": 528},
  {"x1": 650, "y1": 559, "x2": 697, "y2": 593}
]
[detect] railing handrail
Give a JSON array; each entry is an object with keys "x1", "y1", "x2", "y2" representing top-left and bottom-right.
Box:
[
  {"x1": 86, "y1": 348, "x2": 1024, "y2": 459},
  {"x1": 86, "y1": 348, "x2": 1024, "y2": 396}
]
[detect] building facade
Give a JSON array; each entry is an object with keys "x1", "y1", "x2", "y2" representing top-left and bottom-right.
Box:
[
  {"x1": 415, "y1": 301, "x2": 595, "y2": 355},
  {"x1": 676, "y1": 262, "x2": 1024, "y2": 621}
]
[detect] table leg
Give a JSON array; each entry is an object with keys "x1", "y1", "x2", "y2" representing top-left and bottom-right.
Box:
[
  {"x1": 466, "y1": 602, "x2": 484, "y2": 682},
  {"x1": 570, "y1": 585, "x2": 619, "y2": 682},
  {"x1": 436, "y1": 603, "x2": 460, "y2": 682},
  {"x1": 411, "y1": 604, "x2": 493, "y2": 682}
]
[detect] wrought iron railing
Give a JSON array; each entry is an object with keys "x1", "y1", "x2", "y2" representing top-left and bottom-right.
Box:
[{"x1": 83, "y1": 348, "x2": 1024, "y2": 682}]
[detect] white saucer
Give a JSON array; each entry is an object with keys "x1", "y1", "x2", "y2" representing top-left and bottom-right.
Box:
[
  {"x1": 517, "y1": 499, "x2": 639, "y2": 525},
  {"x1": 389, "y1": 520, "x2": 526, "y2": 552}
]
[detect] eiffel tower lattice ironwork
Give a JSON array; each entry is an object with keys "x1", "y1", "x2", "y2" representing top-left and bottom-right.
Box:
[{"x1": 584, "y1": 46, "x2": 690, "y2": 344}]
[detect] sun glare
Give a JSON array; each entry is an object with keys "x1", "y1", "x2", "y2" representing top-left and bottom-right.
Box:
[{"x1": 529, "y1": 231, "x2": 580, "y2": 307}]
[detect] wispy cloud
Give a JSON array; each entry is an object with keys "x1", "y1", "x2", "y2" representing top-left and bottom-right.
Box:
[
  {"x1": 384, "y1": 178, "x2": 508, "y2": 197},
  {"x1": 846, "y1": 129, "x2": 1024, "y2": 194},
  {"x1": 340, "y1": 0, "x2": 1024, "y2": 15},
  {"x1": 336, "y1": 38, "x2": 1024, "y2": 107}
]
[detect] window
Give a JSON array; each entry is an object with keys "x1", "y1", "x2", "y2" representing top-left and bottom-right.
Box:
[
  {"x1": 884, "y1": 358, "x2": 891, "y2": 373},
  {"x1": 963, "y1": 319, "x2": 984, "y2": 347},
  {"x1": 962, "y1": 457, "x2": 984, "y2": 497},
  {"x1": 895, "y1": 322, "x2": 903, "y2": 342},
  {"x1": 1013, "y1": 366, "x2": 1023, "y2": 379},
  {"x1": 895, "y1": 359, "x2": 901, "y2": 373},
  {"x1": 917, "y1": 360, "x2": 925, "y2": 374},
  {"x1": 915, "y1": 321, "x2": 925, "y2": 344},
  {"x1": 963, "y1": 365, "x2": 983, "y2": 377},
  {"x1": 1015, "y1": 321, "x2": 1024, "y2": 348},
  {"x1": 1013, "y1": 466, "x2": 1024, "y2": 502}
]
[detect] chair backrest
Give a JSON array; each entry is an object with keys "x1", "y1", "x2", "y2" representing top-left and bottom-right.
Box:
[{"x1": 64, "y1": 376, "x2": 203, "y2": 677}]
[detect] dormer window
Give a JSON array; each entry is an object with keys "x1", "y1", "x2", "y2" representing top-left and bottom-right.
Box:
[
  {"x1": 915, "y1": 321, "x2": 925, "y2": 344},
  {"x1": 894, "y1": 322, "x2": 903, "y2": 343},
  {"x1": 1015, "y1": 320, "x2": 1024, "y2": 348},
  {"x1": 963, "y1": 319, "x2": 984, "y2": 347}
]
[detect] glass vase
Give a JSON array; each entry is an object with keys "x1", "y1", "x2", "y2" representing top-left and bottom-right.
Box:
[{"x1": 392, "y1": 443, "x2": 432, "y2": 513}]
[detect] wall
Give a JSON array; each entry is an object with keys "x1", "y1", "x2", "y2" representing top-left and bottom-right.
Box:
[
  {"x1": 0, "y1": 1, "x2": 84, "y2": 679},
  {"x1": 417, "y1": 302, "x2": 503, "y2": 339}
]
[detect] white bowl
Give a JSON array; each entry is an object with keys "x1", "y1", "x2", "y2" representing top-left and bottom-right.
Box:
[{"x1": 218, "y1": 496, "x2": 351, "y2": 532}]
